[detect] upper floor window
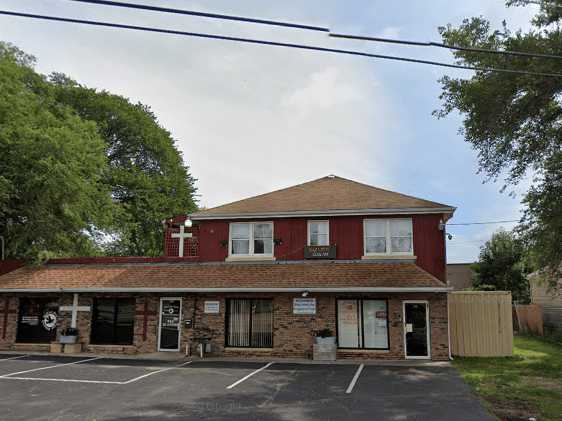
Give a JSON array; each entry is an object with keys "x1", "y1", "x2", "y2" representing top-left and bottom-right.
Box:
[
  {"x1": 308, "y1": 220, "x2": 329, "y2": 246},
  {"x1": 230, "y1": 222, "x2": 273, "y2": 256},
  {"x1": 364, "y1": 218, "x2": 413, "y2": 256}
]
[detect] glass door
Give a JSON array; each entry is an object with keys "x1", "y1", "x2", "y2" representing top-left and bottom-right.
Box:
[
  {"x1": 403, "y1": 302, "x2": 430, "y2": 359},
  {"x1": 158, "y1": 298, "x2": 182, "y2": 351}
]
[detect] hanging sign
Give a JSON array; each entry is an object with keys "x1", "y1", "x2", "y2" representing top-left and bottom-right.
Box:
[
  {"x1": 204, "y1": 301, "x2": 220, "y2": 314},
  {"x1": 42, "y1": 311, "x2": 58, "y2": 331},
  {"x1": 293, "y1": 298, "x2": 316, "y2": 315},
  {"x1": 304, "y1": 245, "x2": 336, "y2": 259}
]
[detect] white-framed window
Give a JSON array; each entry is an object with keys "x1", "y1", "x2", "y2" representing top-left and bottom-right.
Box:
[
  {"x1": 229, "y1": 222, "x2": 273, "y2": 256},
  {"x1": 363, "y1": 218, "x2": 413, "y2": 256},
  {"x1": 307, "y1": 220, "x2": 329, "y2": 246}
]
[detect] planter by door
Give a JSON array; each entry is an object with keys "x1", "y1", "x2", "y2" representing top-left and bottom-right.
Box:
[
  {"x1": 158, "y1": 298, "x2": 182, "y2": 352},
  {"x1": 403, "y1": 301, "x2": 430, "y2": 359},
  {"x1": 315, "y1": 336, "x2": 336, "y2": 345}
]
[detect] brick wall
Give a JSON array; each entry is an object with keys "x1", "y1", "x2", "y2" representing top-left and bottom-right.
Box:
[{"x1": 0, "y1": 293, "x2": 449, "y2": 360}]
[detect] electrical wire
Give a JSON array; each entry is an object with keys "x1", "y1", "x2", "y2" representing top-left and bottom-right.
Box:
[
  {"x1": 2, "y1": 10, "x2": 562, "y2": 78},
  {"x1": 329, "y1": 33, "x2": 562, "y2": 60},
  {"x1": 66, "y1": 0, "x2": 329, "y2": 32},
  {"x1": 447, "y1": 219, "x2": 519, "y2": 226}
]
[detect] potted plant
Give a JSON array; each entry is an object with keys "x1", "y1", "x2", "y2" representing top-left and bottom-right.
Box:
[
  {"x1": 59, "y1": 328, "x2": 79, "y2": 344},
  {"x1": 315, "y1": 328, "x2": 336, "y2": 345}
]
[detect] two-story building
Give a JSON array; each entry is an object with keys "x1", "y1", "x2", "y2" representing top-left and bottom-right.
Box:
[{"x1": 0, "y1": 176, "x2": 455, "y2": 360}]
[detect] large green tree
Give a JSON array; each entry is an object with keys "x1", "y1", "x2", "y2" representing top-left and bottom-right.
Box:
[
  {"x1": 436, "y1": 1, "x2": 562, "y2": 285},
  {"x1": 0, "y1": 42, "x2": 197, "y2": 259},
  {"x1": 0, "y1": 43, "x2": 113, "y2": 261},
  {"x1": 472, "y1": 230, "x2": 530, "y2": 302},
  {"x1": 50, "y1": 75, "x2": 197, "y2": 256}
]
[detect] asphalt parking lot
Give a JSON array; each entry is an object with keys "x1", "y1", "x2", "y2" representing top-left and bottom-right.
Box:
[{"x1": 0, "y1": 353, "x2": 493, "y2": 421}]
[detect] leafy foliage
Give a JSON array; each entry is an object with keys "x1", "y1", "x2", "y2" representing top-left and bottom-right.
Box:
[
  {"x1": 0, "y1": 42, "x2": 196, "y2": 260},
  {"x1": 472, "y1": 230, "x2": 530, "y2": 302},
  {"x1": 435, "y1": 2, "x2": 562, "y2": 286}
]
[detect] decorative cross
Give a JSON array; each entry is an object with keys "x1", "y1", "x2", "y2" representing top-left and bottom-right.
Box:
[
  {"x1": 1, "y1": 297, "x2": 17, "y2": 339},
  {"x1": 59, "y1": 294, "x2": 91, "y2": 329},
  {"x1": 135, "y1": 298, "x2": 157, "y2": 341},
  {"x1": 171, "y1": 225, "x2": 192, "y2": 257}
]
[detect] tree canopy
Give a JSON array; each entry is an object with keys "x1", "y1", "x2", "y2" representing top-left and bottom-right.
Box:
[
  {"x1": 472, "y1": 229, "x2": 530, "y2": 303},
  {"x1": 0, "y1": 42, "x2": 196, "y2": 261},
  {"x1": 436, "y1": 1, "x2": 562, "y2": 285}
]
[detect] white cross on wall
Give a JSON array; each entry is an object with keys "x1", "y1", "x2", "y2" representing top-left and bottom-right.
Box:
[
  {"x1": 59, "y1": 293, "x2": 91, "y2": 329},
  {"x1": 171, "y1": 225, "x2": 193, "y2": 257}
]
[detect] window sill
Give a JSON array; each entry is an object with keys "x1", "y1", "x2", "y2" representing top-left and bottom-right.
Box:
[
  {"x1": 337, "y1": 348, "x2": 390, "y2": 353},
  {"x1": 361, "y1": 255, "x2": 416, "y2": 260},
  {"x1": 225, "y1": 256, "x2": 276, "y2": 262}
]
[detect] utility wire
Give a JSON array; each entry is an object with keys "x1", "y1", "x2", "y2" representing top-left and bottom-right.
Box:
[
  {"x1": 329, "y1": 33, "x2": 562, "y2": 60},
  {"x1": 3, "y1": 10, "x2": 562, "y2": 78},
  {"x1": 66, "y1": 0, "x2": 329, "y2": 32},
  {"x1": 447, "y1": 219, "x2": 519, "y2": 226},
  {"x1": 68, "y1": 0, "x2": 562, "y2": 60}
]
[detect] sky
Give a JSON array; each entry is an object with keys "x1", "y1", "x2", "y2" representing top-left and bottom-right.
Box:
[{"x1": 0, "y1": 0, "x2": 539, "y2": 262}]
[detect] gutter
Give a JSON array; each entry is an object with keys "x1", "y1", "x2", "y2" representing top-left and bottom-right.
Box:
[
  {"x1": 0, "y1": 287, "x2": 453, "y2": 293},
  {"x1": 191, "y1": 207, "x2": 456, "y2": 220}
]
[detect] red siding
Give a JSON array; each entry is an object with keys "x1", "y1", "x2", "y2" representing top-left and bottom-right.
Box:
[{"x1": 164, "y1": 214, "x2": 447, "y2": 282}]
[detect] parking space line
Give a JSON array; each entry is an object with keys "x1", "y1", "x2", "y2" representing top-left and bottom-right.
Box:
[
  {"x1": 0, "y1": 376, "x2": 123, "y2": 384},
  {"x1": 0, "y1": 356, "x2": 102, "y2": 378},
  {"x1": 120, "y1": 360, "x2": 192, "y2": 385},
  {"x1": 226, "y1": 362, "x2": 274, "y2": 390},
  {"x1": 0, "y1": 355, "x2": 28, "y2": 362},
  {"x1": 345, "y1": 364, "x2": 364, "y2": 394}
]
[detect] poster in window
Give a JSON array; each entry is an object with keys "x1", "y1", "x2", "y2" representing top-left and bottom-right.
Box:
[
  {"x1": 337, "y1": 300, "x2": 360, "y2": 348},
  {"x1": 362, "y1": 300, "x2": 388, "y2": 348}
]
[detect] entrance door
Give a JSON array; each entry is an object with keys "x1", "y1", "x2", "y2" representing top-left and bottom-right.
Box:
[
  {"x1": 158, "y1": 298, "x2": 182, "y2": 351},
  {"x1": 403, "y1": 301, "x2": 430, "y2": 359}
]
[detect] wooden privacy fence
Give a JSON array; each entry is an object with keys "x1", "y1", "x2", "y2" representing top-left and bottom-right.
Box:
[
  {"x1": 449, "y1": 291, "x2": 513, "y2": 357},
  {"x1": 514, "y1": 304, "x2": 544, "y2": 336}
]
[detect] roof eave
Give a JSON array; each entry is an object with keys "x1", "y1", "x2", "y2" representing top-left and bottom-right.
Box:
[
  {"x1": 0, "y1": 287, "x2": 451, "y2": 293},
  {"x1": 191, "y1": 207, "x2": 456, "y2": 220}
]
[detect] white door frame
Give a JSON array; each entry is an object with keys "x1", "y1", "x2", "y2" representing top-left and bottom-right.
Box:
[
  {"x1": 403, "y1": 300, "x2": 431, "y2": 360},
  {"x1": 157, "y1": 297, "x2": 182, "y2": 352}
]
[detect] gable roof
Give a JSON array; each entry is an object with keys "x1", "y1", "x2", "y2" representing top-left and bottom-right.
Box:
[
  {"x1": 0, "y1": 261, "x2": 447, "y2": 292},
  {"x1": 192, "y1": 175, "x2": 455, "y2": 219}
]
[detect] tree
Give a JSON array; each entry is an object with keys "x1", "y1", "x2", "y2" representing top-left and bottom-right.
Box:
[
  {"x1": 472, "y1": 230, "x2": 530, "y2": 303},
  {"x1": 435, "y1": 1, "x2": 562, "y2": 286},
  {"x1": 0, "y1": 43, "x2": 114, "y2": 261},
  {"x1": 50, "y1": 75, "x2": 197, "y2": 256}
]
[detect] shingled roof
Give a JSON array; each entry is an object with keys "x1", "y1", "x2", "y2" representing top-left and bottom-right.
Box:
[
  {"x1": 0, "y1": 261, "x2": 447, "y2": 292},
  {"x1": 192, "y1": 175, "x2": 454, "y2": 219}
]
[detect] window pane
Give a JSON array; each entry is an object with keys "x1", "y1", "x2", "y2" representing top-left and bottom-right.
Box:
[
  {"x1": 253, "y1": 223, "x2": 272, "y2": 239},
  {"x1": 366, "y1": 237, "x2": 386, "y2": 253},
  {"x1": 253, "y1": 239, "x2": 272, "y2": 254},
  {"x1": 391, "y1": 237, "x2": 412, "y2": 253},
  {"x1": 390, "y1": 219, "x2": 412, "y2": 237},
  {"x1": 227, "y1": 299, "x2": 251, "y2": 347},
  {"x1": 310, "y1": 233, "x2": 329, "y2": 246},
  {"x1": 309, "y1": 221, "x2": 328, "y2": 235},
  {"x1": 115, "y1": 299, "x2": 135, "y2": 345},
  {"x1": 231, "y1": 223, "x2": 250, "y2": 239},
  {"x1": 362, "y1": 300, "x2": 388, "y2": 348},
  {"x1": 365, "y1": 220, "x2": 386, "y2": 237},
  {"x1": 251, "y1": 300, "x2": 273, "y2": 347},
  {"x1": 337, "y1": 300, "x2": 360, "y2": 348},
  {"x1": 91, "y1": 298, "x2": 134, "y2": 345},
  {"x1": 232, "y1": 239, "x2": 250, "y2": 255},
  {"x1": 16, "y1": 298, "x2": 58, "y2": 343}
]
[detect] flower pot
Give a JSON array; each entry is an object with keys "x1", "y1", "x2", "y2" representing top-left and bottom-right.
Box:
[
  {"x1": 315, "y1": 336, "x2": 336, "y2": 345},
  {"x1": 59, "y1": 335, "x2": 78, "y2": 344}
]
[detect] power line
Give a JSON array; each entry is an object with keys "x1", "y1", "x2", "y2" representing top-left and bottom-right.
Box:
[
  {"x1": 447, "y1": 219, "x2": 519, "y2": 226},
  {"x1": 66, "y1": 0, "x2": 329, "y2": 32},
  {"x1": 69, "y1": 0, "x2": 562, "y2": 61},
  {"x1": 2, "y1": 10, "x2": 562, "y2": 78},
  {"x1": 329, "y1": 33, "x2": 562, "y2": 60}
]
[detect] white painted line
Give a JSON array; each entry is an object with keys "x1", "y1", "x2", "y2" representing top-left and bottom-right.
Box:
[
  {"x1": 0, "y1": 355, "x2": 28, "y2": 362},
  {"x1": 0, "y1": 376, "x2": 123, "y2": 385},
  {"x1": 119, "y1": 360, "x2": 192, "y2": 385},
  {"x1": 345, "y1": 364, "x2": 364, "y2": 394},
  {"x1": 0, "y1": 356, "x2": 102, "y2": 378},
  {"x1": 226, "y1": 362, "x2": 274, "y2": 390}
]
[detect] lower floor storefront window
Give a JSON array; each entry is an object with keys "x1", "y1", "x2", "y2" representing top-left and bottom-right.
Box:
[
  {"x1": 16, "y1": 297, "x2": 59, "y2": 343},
  {"x1": 226, "y1": 299, "x2": 273, "y2": 348},
  {"x1": 337, "y1": 299, "x2": 389, "y2": 349},
  {"x1": 90, "y1": 298, "x2": 135, "y2": 345}
]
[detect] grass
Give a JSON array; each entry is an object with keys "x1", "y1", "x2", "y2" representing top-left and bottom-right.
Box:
[{"x1": 454, "y1": 335, "x2": 562, "y2": 421}]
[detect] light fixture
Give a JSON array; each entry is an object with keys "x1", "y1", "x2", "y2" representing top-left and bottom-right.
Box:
[
  {"x1": 301, "y1": 290, "x2": 309, "y2": 297},
  {"x1": 184, "y1": 216, "x2": 193, "y2": 228}
]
